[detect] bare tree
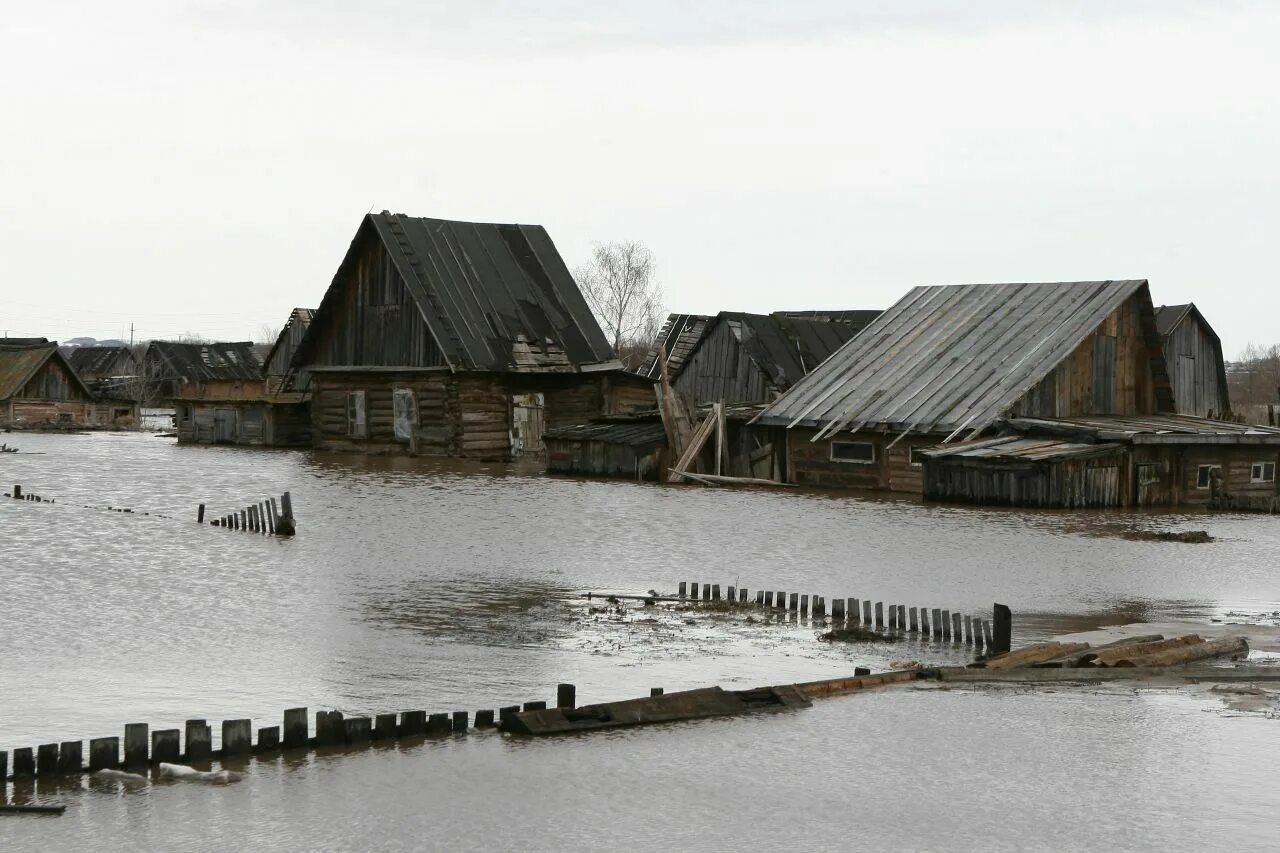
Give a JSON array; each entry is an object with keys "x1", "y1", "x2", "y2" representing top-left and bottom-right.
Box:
[
  {"x1": 575, "y1": 241, "x2": 664, "y2": 368},
  {"x1": 1230, "y1": 342, "x2": 1280, "y2": 410}
]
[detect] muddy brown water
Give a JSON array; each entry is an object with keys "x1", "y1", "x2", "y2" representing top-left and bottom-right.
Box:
[{"x1": 3, "y1": 432, "x2": 1279, "y2": 851}]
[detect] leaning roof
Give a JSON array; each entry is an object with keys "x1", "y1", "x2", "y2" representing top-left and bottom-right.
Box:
[
  {"x1": 707, "y1": 312, "x2": 865, "y2": 392},
  {"x1": 298, "y1": 212, "x2": 616, "y2": 372},
  {"x1": 147, "y1": 341, "x2": 263, "y2": 383},
  {"x1": 0, "y1": 344, "x2": 93, "y2": 400},
  {"x1": 68, "y1": 345, "x2": 135, "y2": 375},
  {"x1": 636, "y1": 314, "x2": 714, "y2": 379},
  {"x1": 756, "y1": 280, "x2": 1154, "y2": 438}
]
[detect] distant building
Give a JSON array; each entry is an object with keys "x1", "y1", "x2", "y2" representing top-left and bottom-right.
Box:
[
  {"x1": 1154, "y1": 303, "x2": 1230, "y2": 418},
  {"x1": 292, "y1": 212, "x2": 653, "y2": 459},
  {"x1": 0, "y1": 342, "x2": 99, "y2": 428},
  {"x1": 145, "y1": 341, "x2": 308, "y2": 446},
  {"x1": 68, "y1": 346, "x2": 137, "y2": 383}
]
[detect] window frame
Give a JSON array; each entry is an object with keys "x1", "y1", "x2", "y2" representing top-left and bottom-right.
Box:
[
  {"x1": 830, "y1": 441, "x2": 876, "y2": 465},
  {"x1": 909, "y1": 446, "x2": 930, "y2": 467},
  {"x1": 1250, "y1": 461, "x2": 1276, "y2": 484},
  {"x1": 1136, "y1": 462, "x2": 1161, "y2": 486},
  {"x1": 1196, "y1": 464, "x2": 1221, "y2": 490},
  {"x1": 346, "y1": 390, "x2": 367, "y2": 439}
]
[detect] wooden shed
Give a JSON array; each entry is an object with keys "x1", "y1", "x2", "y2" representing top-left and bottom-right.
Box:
[
  {"x1": 292, "y1": 212, "x2": 654, "y2": 459},
  {"x1": 754, "y1": 280, "x2": 1178, "y2": 493},
  {"x1": 544, "y1": 417, "x2": 668, "y2": 480},
  {"x1": 1154, "y1": 303, "x2": 1230, "y2": 418},
  {"x1": 0, "y1": 343, "x2": 99, "y2": 428}
]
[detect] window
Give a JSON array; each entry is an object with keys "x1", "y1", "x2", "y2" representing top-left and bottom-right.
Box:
[
  {"x1": 1251, "y1": 462, "x2": 1276, "y2": 484},
  {"x1": 909, "y1": 447, "x2": 930, "y2": 467},
  {"x1": 346, "y1": 390, "x2": 367, "y2": 438},
  {"x1": 1196, "y1": 464, "x2": 1221, "y2": 490},
  {"x1": 1136, "y1": 463, "x2": 1161, "y2": 486},
  {"x1": 831, "y1": 441, "x2": 875, "y2": 464},
  {"x1": 392, "y1": 388, "x2": 416, "y2": 442}
]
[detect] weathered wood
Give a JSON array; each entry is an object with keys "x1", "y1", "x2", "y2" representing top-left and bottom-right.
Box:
[
  {"x1": 474, "y1": 709, "x2": 496, "y2": 728},
  {"x1": 942, "y1": 610, "x2": 952, "y2": 640},
  {"x1": 150, "y1": 729, "x2": 180, "y2": 764},
  {"x1": 875, "y1": 602, "x2": 884, "y2": 628},
  {"x1": 920, "y1": 608, "x2": 930, "y2": 635},
  {"x1": 678, "y1": 582, "x2": 687, "y2": 597},
  {"x1": 668, "y1": 407, "x2": 718, "y2": 482},
  {"x1": 0, "y1": 750, "x2": 6, "y2": 782},
  {"x1": 557, "y1": 684, "x2": 577, "y2": 709},
  {"x1": 374, "y1": 713, "x2": 398, "y2": 740},
  {"x1": 123, "y1": 723, "x2": 148, "y2": 768},
  {"x1": 992, "y1": 603, "x2": 1012, "y2": 655},
  {"x1": 522, "y1": 701, "x2": 547, "y2": 713},
  {"x1": 671, "y1": 472, "x2": 793, "y2": 487},
  {"x1": 909, "y1": 606, "x2": 919, "y2": 632},
  {"x1": 739, "y1": 588, "x2": 748, "y2": 603},
  {"x1": 702, "y1": 583, "x2": 711, "y2": 601},
  {"x1": 982, "y1": 619, "x2": 994, "y2": 649},
  {"x1": 0, "y1": 804, "x2": 67, "y2": 814},
  {"x1": 776, "y1": 590, "x2": 786, "y2": 608},
  {"x1": 1082, "y1": 635, "x2": 1197, "y2": 667},
  {"x1": 727, "y1": 585, "x2": 736, "y2": 600},
  {"x1": 399, "y1": 711, "x2": 427, "y2": 737},
  {"x1": 222, "y1": 719, "x2": 252, "y2": 755},
  {"x1": 814, "y1": 596, "x2": 826, "y2": 616},
  {"x1": 316, "y1": 710, "x2": 345, "y2": 746},
  {"x1": 952, "y1": 612, "x2": 963, "y2": 642},
  {"x1": 452, "y1": 711, "x2": 469, "y2": 732},
  {"x1": 849, "y1": 599, "x2": 859, "y2": 624},
  {"x1": 197, "y1": 503, "x2": 205, "y2": 523},
  {"x1": 57, "y1": 741, "x2": 82, "y2": 774},
  {"x1": 36, "y1": 743, "x2": 59, "y2": 776},
  {"x1": 804, "y1": 594, "x2": 813, "y2": 616},
  {"x1": 257, "y1": 726, "x2": 281, "y2": 751},
  {"x1": 283, "y1": 708, "x2": 308, "y2": 748},
  {"x1": 88, "y1": 737, "x2": 118, "y2": 772},
  {"x1": 691, "y1": 582, "x2": 700, "y2": 600},
  {"x1": 862, "y1": 600, "x2": 872, "y2": 625},
  {"x1": 756, "y1": 590, "x2": 764, "y2": 605},
  {"x1": 986, "y1": 642, "x2": 1089, "y2": 670},
  {"x1": 932, "y1": 608, "x2": 943, "y2": 638},
  {"x1": 344, "y1": 717, "x2": 372, "y2": 744},
  {"x1": 427, "y1": 712, "x2": 451, "y2": 734},
  {"x1": 1113, "y1": 636, "x2": 1248, "y2": 667},
  {"x1": 711, "y1": 583, "x2": 721, "y2": 601},
  {"x1": 650, "y1": 687, "x2": 664, "y2": 696},
  {"x1": 765, "y1": 591, "x2": 774, "y2": 607},
  {"x1": 789, "y1": 593, "x2": 799, "y2": 612},
  {"x1": 13, "y1": 747, "x2": 35, "y2": 777},
  {"x1": 185, "y1": 720, "x2": 211, "y2": 761}
]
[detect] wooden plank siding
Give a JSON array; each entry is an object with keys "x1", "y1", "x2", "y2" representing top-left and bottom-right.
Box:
[
  {"x1": 1165, "y1": 315, "x2": 1230, "y2": 418},
  {"x1": 784, "y1": 428, "x2": 941, "y2": 492},
  {"x1": 13, "y1": 358, "x2": 92, "y2": 402},
  {"x1": 673, "y1": 320, "x2": 772, "y2": 405}
]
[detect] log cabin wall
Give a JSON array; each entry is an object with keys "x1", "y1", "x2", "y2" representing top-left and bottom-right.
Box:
[
  {"x1": 1173, "y1": 445, "x2": 1280, "y2": 507},
  {"x1": 1164, "y1": 315, "x2": 1230, "y2": 418},
  {"x1": 1010, "y1": 293, "x2": 1158, "y2": 419},
  {"x1": 7, "y1": 400, "x2": 94, "y2": 427},
  {"x1": 784, "y1": 428, "x2": 942, "y2": 492},
  {"x1": 923, "y1": 452, "x2": 1126, "y2": 508},
  {"x1": 304, "y1": 233, "x2": 447, "y2": 370}
]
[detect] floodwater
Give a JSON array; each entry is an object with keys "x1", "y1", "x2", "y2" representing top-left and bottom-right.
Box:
[{"x1": 3, "y1": 432, "x2": 1280, "y2": 851}]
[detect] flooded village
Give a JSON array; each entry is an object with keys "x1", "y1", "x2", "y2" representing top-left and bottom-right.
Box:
[{"x1": 6, "y1": 4, "x2": 1280, "y2": 852}]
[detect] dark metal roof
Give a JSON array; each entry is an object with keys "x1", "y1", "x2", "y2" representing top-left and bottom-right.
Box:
[
  {"x1": 636, "y1": 314, "x2": 713, "y2": 379},
  {"x1": 713, "y1": 312, "x2": 865, "y2": 392},
  {"x1": 146, "y1": 341, "x2": 263, "y2": 383},
  {"x1": 1, "y1": 337, "x2": 50, "y2": 346},
  {"x1": 756, "y1": 280, "x2": 1162, "y2": 440},
  {"x1": 543, "y1": 416, "x2": 667, "y2": 448},
  {"x1": 67, "y1": 346, "x2": 135, "y2": 376},
  {"x1": 922, "y1": 435, "x2": 1125, "y2": 462},
  {"x1": 777, "y1": 310, "x2": 882, "y2": 331},
  {"x1": 0, "y1": 344, "x2": 93, "y2": 400},
  {"x1": 298, "y1": 213, "x2": 616, "y2": 373}
]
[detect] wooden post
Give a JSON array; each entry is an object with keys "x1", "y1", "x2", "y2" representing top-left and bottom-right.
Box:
[
  {"x1": 727, "y1": 586, "x2": 735, "y2": 601},
  {"x1": 854, "y1": 667, "x2": 871, "y2": 676},
  {"x1": 88, "y1": 737, "x2": 118, "y2": 771},
  {"x1": 374, "y1": 714, "x2": 398, "y2": 740},
  {"x1": 315, "y1": 711, "x2": 339, "y2": 746},
  {"x1": 909, "y1": 606, "x2": 918, "y2": 632},
  {"x1": 57, "y1": 741, "x2": 82, "y2": 774},
  {"x1": 806, "y1": 594, "x2": 815, "y2": 616},
  {"x1": 952, "y1": 612, "x2": 963, "y2": 643},
  {"x1": 0, "y1": 750, "x2": 6, "y2": 782},
  {"x1": 451, "y1": 711, "x2": 469, "y2": 732},
  {"x1": 711, "y1": 584, "x2": 720, "y2": 601},
  {"x1": 197, "y1": 503, "x2": 205, "y2": 523},
  {"x1": 264, "y1": 501, "x2": 274, "y2": 534},
  {"x1": 124, "y1": 723, "x2": 148, "y2": 768},
  {"x1": 932, "y1": 608, "x2": 943, "y2": 638},
  {"x1": 862, "y1": 600, "x2": 872, "y2": 625},
  {"x1": 789, "y1": 593, "x2": 799, "y2": 612},
  {"x1": 151, "y1": 730, "x2": 180, "y2": 764},
  {"x1": 400, "y1": 711, "x2": 428, "y2": 736},
  {"x1": 557, "y1": 683, "x2": 576, "y2": 709},
  {"x1": 993, "y1": 603, "x2": 1012, "y2": 655},
  {"x1": 874, "y1": 602, "x2": 884, "y2": 628},
  {"x1": 185, "y1": 720, "x2": 212, "y2": 761},
  {"x1": 757, "y1": 590, "x2": 766, "y2": 605},
  {"x1": 36, "y1": 743, "x2": 59, "y2": 776},
  {"x1": 283, "y1": 708, "x2": 308, "y2": 748},
  {"x1": 344, "y1": 717, "x2": 372, "y2": 744},
  {"x1": 650, "y1": 687, "x2": 664, "y2": 696},
  {"x1": 678, "y1": 582, "x2": 687, "y2": 598},
  {"x1": 920, "y1": 608, "x2": 930, "y2": 635},
  {"x1": 965, "y1": 616, "x2": 975, "y2": 645},
  {"x1": 776, "y1": 590, "x2": 786, "y2": 609},
  {"x1": 12, "y1": 484, "x2": 21, "y2": 499},
  {"x1": 222, "y1": 719, "x2": 252, "y2": 756},
  {"x1": 739, "y1": 588, "x2": 748, "y2": 603},
  {"x1": 702, "y1": 584, "x2": 711, "y2": 601},
  {"x1": 13, "y1": 747, "x2": 35, "y2": 777},
  {"x1": 898, "y1": 605, "x2": 907, "y2": 629},
  {"x1": 252, "y1": 505, "x2": 261, "y2": 532},
  {"x1": 942, "y1": 610, "x2": 952, "y2": 640},
  {"x1": 498, "y1": 706, "x2": 519, "y2": 727},
  {"x1": 521, "y1": 701, "x2": 546, "y2": 713},
  {"x1": 764, "y1": 591, "x2": 774, "y2": 607},
  {"x1": 240, "y1": 509, "x2": 248, "y2": 530},
  {"x1": 427, "y1": 713, "x2": 451, "y2": 734},
  {"x1": 982, "y1": 619, "x2": 994, "y2": 650},
  {"x1": 888, "y1": 605, "x2": 897, "y2": 630},
  {"x1": 691, "y1": 582, "x2": 700, "y2": 600},
  {"x1": 974, "y1": 624, "x2": 984, "y2": 653},
  {"x1": 257, "y1": 726, "x2": 280, "y2": 751},
  {"x1": 814, "y1": 596, "x2": 826, "y2": 616},
  {"x1": 474, "y1": 710, "x2": 496, "y2": 728},
  {"x1": 848, "y1": 599, "x2": 858, "y2": 623},
  {"x1": 269, "y1": 497, "x2": 280, "y2": 530}
]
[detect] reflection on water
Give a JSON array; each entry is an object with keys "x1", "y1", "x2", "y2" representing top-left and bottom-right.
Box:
[{"x1": 2, "y1": 432, "x2": 1280, "y2": 848}]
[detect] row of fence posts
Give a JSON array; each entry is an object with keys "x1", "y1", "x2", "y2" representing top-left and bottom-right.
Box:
[
  {"x1": 676, "y1": 581, "x2": 1012, "y2": 655},
  {"x1": 1, "y1": 684, "x2": 589, "y2": 783},
  {"x1": 200, "y1": 492, "x2": 295, "y2": 537}
]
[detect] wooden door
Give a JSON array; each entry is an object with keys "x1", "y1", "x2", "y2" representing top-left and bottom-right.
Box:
[{"x1": 510, "y1": 393, "x2": 545, "y2": 457}]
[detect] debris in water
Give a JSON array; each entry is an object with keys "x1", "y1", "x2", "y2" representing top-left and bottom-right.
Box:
[
  {"x1": 158, "y1": 762, "x2": 243, "y2": 784},
  {"x1": 818, "y1": 626, "x2": 896, "y2": 643},
  {"x1": 1123, "y1": 529, "x2": 1213, "y2": 544}
]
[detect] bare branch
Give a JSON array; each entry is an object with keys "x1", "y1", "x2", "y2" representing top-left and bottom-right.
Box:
[{"x1": 575, "y1": 240, "x2": 665, "y2": 368}]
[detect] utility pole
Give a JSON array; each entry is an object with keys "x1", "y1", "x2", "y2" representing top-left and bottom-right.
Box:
[{"x1": 130, "y1": 323, "x2": 134, "y2": 347}]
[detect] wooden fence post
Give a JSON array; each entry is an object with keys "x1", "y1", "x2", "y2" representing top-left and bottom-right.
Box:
[
  {"x1": 186, "y1": 720, "x2": 212, "y2": 761},
  {"x1": 982, "y1": 619, "x2": 994, "y2": 650},
  {"x1": 993, "y1": 603, "x2": 1012, "y2": 655},
  {"x1": 151, "y1": 730, "x2": 180, "y2": 764},
  {"x1": 124, "y1": 723, "x2": 148, "y2": 768},
  {"x1": 0, "y1": 750, "x2": 6, "y2": 782},
  {"x1": 222, "y1": 719, "x2": 253, "y2": 756},
  {"x1": 88, "y1": 737, "x2": 118, "y2": 771},
  {"x1": 283, "y1": 708, "x2": 308, "y2": 748},
  {"x1": 711, "y1": 584, "x2": 721, "y2": 601},
  {"x1": 36, "y1": 743, "x2": 59, "y2": 776},
  {"x1": 862, "y1": 600, "x2": 872, "y2": 625},
  {"x1": 932, "y1": 608, "x2": 943, "y2": 638},
  {"x1": 197, "y1": 503, "x2": 205, "y2": 523},
  {"x1": 374, "y1": 714, "x2": 398, "y2": 740},
  {"x1": 679, "y1": 582, "x2": 687, "y2": 598},
  {"x1": 400, "y1": 711, "x2": 428, "y2": 737},
  {"x1": 557, "y1": 683, "x2": 577, "y2": 709},
  {"x1": 12, "y1": 747, "x2": 34, "y2": 777},
  {"x1": 691, "y1": 582, "x2": 699, "y2": 600},
  {"x1": 776, "y1": 590, "x2": 786, "y2": 609},
  {"x1": 257, "y1": 726, "x2": 280, "y2": 751},
  {"x1": 451, "y1": 711, "x2": 469, "y2": 732},
  {"x1": 942, "y1": 610, "x2": 952, "y2": 640},
  {"x1": 789, "y1": 593, "x2": 799, "y2": 612},
  {"x1": 909, "y1": 606, "x2": 919, "y2": 632},
  {"x1": 739, "y1": 588, "x2": 748, "y2": 603},
  {"x1": 952, "y1": 612, "x2": 962, "y2": 643},
  {"x1": 874, "y1": 602, "x2": 884, "y2": 628},
  {"x1": 344, "y1": 717, "x2": 372, "y2": 744},
  {"x1": 58, "y1": 741, "x2": 82, "y2": 774},
  {"x1": 474, "y1": 710, "x2": 496, "y2": 728}
]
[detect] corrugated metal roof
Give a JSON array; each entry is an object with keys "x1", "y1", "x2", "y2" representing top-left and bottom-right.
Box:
[
  {"x1": 67, "y1": 346, "x2": 135, "y2": 376},
  {"x1": 0, "y1": 344, "x2": 93, "y2": 400},
  {"x1": 1154, "y1": 304, "x2": 1190, "y2": 338},
  {"x1": 636, "y1": 314, "x2": 714, "y2": 379},
  {"x1": 756, "y1": 280, "x2": 1158, "y2": 439},
  {"x1": 298, "y1": 213, "x2": 616, "y2": 373},
  {"x1": 146, "y1": 341, "x2": 263, "y2": 383},
  {"x1": 543, "y1": 417, "x2": 667, "y2": 448},
  {"x1": 715, "y1": 312, "x2": 864, "y2": 392},
  {"x1": 922, "y1": 435, "x2": 1125, "y2": 462}
]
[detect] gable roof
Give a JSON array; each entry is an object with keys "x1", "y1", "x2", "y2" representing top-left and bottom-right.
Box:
[
  {"x1": 637, "y1": 314, "x2": 714, "y2": 379},
  {"x1": 696, "y1": 312, "x2": 866, "y2": 393},
  {"x1": 0, "y1": 343, "x2": 94, "y2": 400},
  {"x1": 296, "y1": 212, "x2": 616, "y2": 373},
  {"x1": 776, "y1": 310, "x2": 882, "y2": 330},
  {"x1": 68, "y1": 345, "x2": 136, "y2": 375},
  {"x1": 263, "y1": 308, "x2": 315, "y2": 375},
  {"x1": 756, "y1": 280, "x2": 1164, "y2": 440},
  {"x1": 146, "y1": 341, "x2": 263, "y2": 383},
  {"x1": 1154, "y1": 304, "x2": 1191, "y2": 338}
]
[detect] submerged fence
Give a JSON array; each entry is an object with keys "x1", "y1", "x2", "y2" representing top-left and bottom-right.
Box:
[{"x1": 6, "y1": 484, "x2": 296, "y2": 536}]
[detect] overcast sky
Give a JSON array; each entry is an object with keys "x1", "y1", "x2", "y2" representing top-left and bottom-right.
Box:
[{"x1": 2, "y1": 1, "x2": 1276, "y2": 356}]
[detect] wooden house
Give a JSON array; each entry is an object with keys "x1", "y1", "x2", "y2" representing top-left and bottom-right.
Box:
[
  {"x1": 292, "y1": 212, "x2": 654, "y2": 459},
  {"x1": 1154, "y1": 303, "x2": 1230, "y2": 418},
  {"x1": 0, "y1": 343, "x2": 99, "y2": 428},
  {"x1": 672, "y1": 311, "x2": 875, "y2": 406},
  {"x1": 67, "y1": 346, "x2": 137, "y2": 382},
  {"x1": 146, "y1": 341, "x2": 309, "y2": 446},
  {"x1": 264, "y1": 308, "x2": 315, "y2": 394},
  {"x1": 637, "y1": 314, "x2": 713, "y2": 381}
]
